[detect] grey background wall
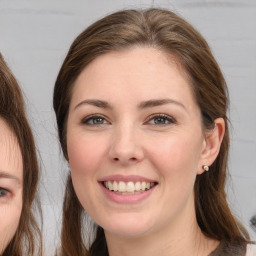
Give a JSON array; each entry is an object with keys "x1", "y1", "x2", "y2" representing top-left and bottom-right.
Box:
[{"x1": 0, "y1": 0, "x2": 255, "y2": 254}]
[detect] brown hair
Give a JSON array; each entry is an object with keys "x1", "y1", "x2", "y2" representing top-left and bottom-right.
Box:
[
  {"x1": 53, "y1": 8, "x2": 249, "y2": 256},
  {"x1": 0, "y1": 53, "x2": 42, "y2": 256}
]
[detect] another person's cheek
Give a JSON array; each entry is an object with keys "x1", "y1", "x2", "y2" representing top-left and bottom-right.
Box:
[{"x1": 0, "y1": 202, "x2": 22, "y2": 253}]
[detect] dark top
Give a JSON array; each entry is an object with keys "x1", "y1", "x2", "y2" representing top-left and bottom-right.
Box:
[{"x1": 209, "y1": 241, "x2": 247, "y2": 256}]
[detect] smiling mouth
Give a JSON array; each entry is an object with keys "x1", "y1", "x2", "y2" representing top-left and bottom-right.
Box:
[{"x1": 102, "y1": 181, "x2": 158, "y2": 195}]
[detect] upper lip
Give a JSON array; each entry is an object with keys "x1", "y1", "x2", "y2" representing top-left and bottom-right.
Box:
[{"x1": 98, "y1": 174, "x2": 157, "y2": 183}]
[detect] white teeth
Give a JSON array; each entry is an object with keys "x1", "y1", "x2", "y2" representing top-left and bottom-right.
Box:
[
  {"x1": 113, "y1": 181, "x2": 118, "y2": 191},
  {"x1": 119, "y1": 181, "x2": 126, "y2": 192},
  {"x1": 135, "y1": 181, "x2": 141, "y2": 191},
  {"x1": 141, "y1": 181, "x2": 146, "y2": 190},
  {"x1": 126, "y1": 182, "x2": 135, "y2": 192},
  {"x1": 107, "y1": 181, "x2": 113, "y2": 190},
  {"x1": 103, "y1": 181, "x2": 155, "y2": 193}
]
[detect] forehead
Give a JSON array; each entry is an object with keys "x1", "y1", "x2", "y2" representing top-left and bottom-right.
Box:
[
  {"x1": 0, "y1": 118, "x2": 23, "y2": 181},
  {"x1": 71, "y1": 47, "x2": 195, "y2": 106}
]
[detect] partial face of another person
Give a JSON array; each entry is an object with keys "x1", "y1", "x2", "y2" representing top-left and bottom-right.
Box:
[
  {"x1": 67, "y1": 47, "x2": 210, "y2": 238},
  {"x1": 0, "y1": 118, "x2": 23, "y2": 253}
]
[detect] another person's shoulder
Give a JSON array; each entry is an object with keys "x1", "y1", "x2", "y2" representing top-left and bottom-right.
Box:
[{"x1": 246, "y1": 243, "x2": 256, "y2": 256}]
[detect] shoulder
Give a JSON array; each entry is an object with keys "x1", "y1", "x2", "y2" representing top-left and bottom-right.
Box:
[{"x1": 246, "y1": 243, "x2": 256, "y2": 256}]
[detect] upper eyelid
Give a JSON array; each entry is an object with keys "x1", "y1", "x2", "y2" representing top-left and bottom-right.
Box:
[
  {"x1": 82, "y1": 113, "x2": 107, "y2": 119},
  {"x1": 81, "y1": 114, "x2": 110, "y2": 123},
  {"x1": 80, "y1": 113, "x2": 176, "y2": 124},
  {"x1": 145, "y1": 113, "x2": 176, "y2": 122}
]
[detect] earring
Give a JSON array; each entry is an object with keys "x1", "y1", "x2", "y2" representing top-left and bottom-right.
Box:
[{"x1": 203, "y1": 165, "x2": 209, "y2": 171}]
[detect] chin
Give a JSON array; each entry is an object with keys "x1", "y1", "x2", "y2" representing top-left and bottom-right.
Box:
[
  {"x1": 100, "y1": 214, "x2": 154, "y2": 238},
  {"x1": 105, "y1": 226, "x2": 151, "y2": 238}
]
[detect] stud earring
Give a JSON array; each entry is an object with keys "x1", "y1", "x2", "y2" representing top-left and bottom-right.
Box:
[{"x1": 203, "y1": 165, "x2": 209, "y2": 171}]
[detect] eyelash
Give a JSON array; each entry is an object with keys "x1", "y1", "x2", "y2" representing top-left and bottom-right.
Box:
[
  {"x1": 81, "y1": 114, "x2": 109, "y2": 126},
  {"x1": 81, "y1": 113, "x2": 175, "y2": 127},
  {"x1": 146, "y1": 114, "x2": 176, "y2": 126}
]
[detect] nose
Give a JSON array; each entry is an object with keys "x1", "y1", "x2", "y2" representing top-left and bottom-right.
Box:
[{"x1": 108, "y1": 124, "x2": 144, "y2": 165}]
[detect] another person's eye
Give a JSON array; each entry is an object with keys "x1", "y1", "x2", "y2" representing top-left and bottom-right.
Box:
[
  {"x1": 0, "y1": 188, "x2": 10, "y2": 198},
  {"x1": 81, "y1": 115, "x2": 109, "y2": 126},
  {"x1": 146, "y1": 114, "x2": 176, "y2": 126}
]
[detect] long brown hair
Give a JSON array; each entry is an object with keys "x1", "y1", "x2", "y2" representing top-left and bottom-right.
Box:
[
  {"x1": 53, "y1": 8, "x2": 249, "y2": 256},
  {"x1": 0, "y1": 53, "x2": 42, "y2": 256}
]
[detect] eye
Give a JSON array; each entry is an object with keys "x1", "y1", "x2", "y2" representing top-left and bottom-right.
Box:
[
  {"x1": 146, "y1": 114, "x2": 175, "y2": 126},
  {"x1": 81, "y1": 115, "x2": 109, "y2": 126},
  {"x1": 0, "y1": 188, "x2": 10, "y2": 198}
]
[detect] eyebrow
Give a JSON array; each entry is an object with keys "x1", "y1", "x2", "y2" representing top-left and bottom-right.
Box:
[
  {"x1": 74, "y1": 99, "x2": 112, "y2": 110},
  {"x1": 0, "y1": 171, "x2": 21, "y2": 185},
  {"x1": 138, "y1": 98, "x2": 186, "y2": 110},
  {"x1": 74, "y1": 98, "x2": 186, "y2": 111}
]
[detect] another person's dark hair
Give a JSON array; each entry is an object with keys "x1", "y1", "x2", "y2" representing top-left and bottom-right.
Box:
[
  {"x1": 0, "y1": 53, "x2": 42, "y2": 256},
  {"x1": 53, "y1": 8, "x2": 249, "y2": 256}
]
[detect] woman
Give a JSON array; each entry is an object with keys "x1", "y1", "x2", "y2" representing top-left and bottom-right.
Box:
[
  {"x1": 0, "y1": 53, "x2": 42, "y2": 255},
  {"x1": 53, "y1": 8, "x2": 255, "y2": 256}
]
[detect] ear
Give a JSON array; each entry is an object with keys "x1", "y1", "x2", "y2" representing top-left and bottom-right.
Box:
[{"x1": 197, "y1": 118, "x2": 225, "y2": 174}]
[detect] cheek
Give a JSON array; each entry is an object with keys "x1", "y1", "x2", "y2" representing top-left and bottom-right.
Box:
[
  {"x1": 67, "y1": 130, "x2": 111, "y2": 201},
  {"x1": 67, "y1": 132, "x2": 109, "y2": 219},
  {"x1": 0, "y1": 198, "x2": 22, "y2": 253},
  {"x1": 143, "y1": 135, "x2": 202, "y2": 224},
  {"x1": 146, "y1": 134, "x2": 202, "y2": 181},
  {"x1": 67, "y1": 133, "x2": 104, "y2": 174}
]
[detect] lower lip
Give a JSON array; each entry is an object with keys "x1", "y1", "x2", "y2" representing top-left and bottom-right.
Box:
[{"x1": 99, "y1": 182, "x2": 157, "y2": 204}]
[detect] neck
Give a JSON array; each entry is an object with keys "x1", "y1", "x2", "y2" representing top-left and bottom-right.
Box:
[{"x1": 105, "y1": 207, "x2": 219, "y2": 256}]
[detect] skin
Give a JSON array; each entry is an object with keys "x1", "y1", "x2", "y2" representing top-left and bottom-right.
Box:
[
  {"x1": 0, "y1": 118, "x2": 23, "y2": 254},
  {"x1": 67, "y1": 47, "x2": 224, "y2": 256}
]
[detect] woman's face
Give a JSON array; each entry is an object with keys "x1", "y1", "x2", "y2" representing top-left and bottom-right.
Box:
[
  {"x1": 67, "y1": 47, "x2": 208, "y2": 238},
  {"x1": 0, "y1": 118, "x2": 23, "y2": 253}
]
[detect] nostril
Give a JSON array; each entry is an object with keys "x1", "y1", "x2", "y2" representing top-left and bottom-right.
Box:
[{"x1": 113, "y1": 157, "x2": 119, "y2": 161}]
